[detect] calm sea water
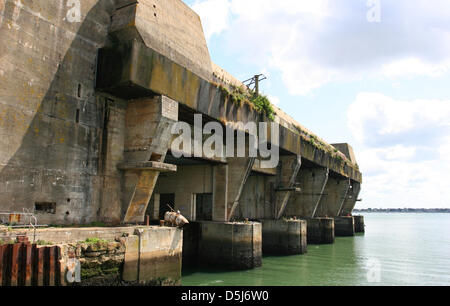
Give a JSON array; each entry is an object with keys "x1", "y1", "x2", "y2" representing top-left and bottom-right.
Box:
[{"x1": 182, "y1": 213, "x2": 450, "y2": 286}]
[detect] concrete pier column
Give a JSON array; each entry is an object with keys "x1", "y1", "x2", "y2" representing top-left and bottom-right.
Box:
[
  {"x1": 353, "y1": 215, "x2": 365, "y2": 233},
  {"x1": 198, "y1": 221, "x2": 262, "y2": 270},
  {"x1": 212, "y1": 164, "x2": 229, "y2": 221},
  {"x1": 262, "y1": 219, "x2": 307, "y2": 255},
  {"x1": 334, "y1": 216, "x2": 355, "y2": 236},
  {"x1": 118, "y1": 96, "x2": 178, "y2": 223},
  {"x1": 227, "y1": 156, "x2": 256, "y2": 221},
  {"x1": 306, "y1": 218, "x2": 334, "y2": 244}
]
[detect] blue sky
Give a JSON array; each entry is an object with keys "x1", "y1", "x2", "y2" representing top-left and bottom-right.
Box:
[{"x1": 185, "y1": 0, "x2": 450, "y2": 209}]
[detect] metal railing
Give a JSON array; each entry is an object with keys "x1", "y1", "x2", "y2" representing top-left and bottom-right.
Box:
[{"x1": 0, "y1": 209, "x2": 48, "y2": 243}]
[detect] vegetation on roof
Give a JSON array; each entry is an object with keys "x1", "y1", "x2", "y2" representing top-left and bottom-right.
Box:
[
  {"x1": 213, "y1": 81, "x2": 359, "y2": 171},
  {"x1": 215, "y1": 83, "x2": 275, "y2": 121}
]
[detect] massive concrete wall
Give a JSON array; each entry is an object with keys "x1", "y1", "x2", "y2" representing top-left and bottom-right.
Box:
[{"x1": 0, "y1": 0, "x2": 117, "y2": 224}]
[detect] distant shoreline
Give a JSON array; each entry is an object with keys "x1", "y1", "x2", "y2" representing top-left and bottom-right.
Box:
[{"x1": 354, "y1": 209, "x2": 450, "y2": 213}]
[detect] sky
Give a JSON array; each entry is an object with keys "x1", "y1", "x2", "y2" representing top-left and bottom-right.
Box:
[{"x1": 184, "y1": 0, "x2": 450, "y2": 209}]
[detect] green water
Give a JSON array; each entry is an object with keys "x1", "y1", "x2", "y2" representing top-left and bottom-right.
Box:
[{"x1": 182, "y1": 213, "x2": 450, "y2": 286}]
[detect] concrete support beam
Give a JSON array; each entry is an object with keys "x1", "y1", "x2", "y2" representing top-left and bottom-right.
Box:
[
  {"x1": 334, "y1": 216, "x2": 355, "y2": 237},
  {"x1": 306, "y1": 218, "x2": 334, "y2": 244},
  {"x1": 275, "y1": 155, "x2": 302, "y2": 220},
  {"x1": 285, "y1": 167, "x2": 329, "y2": 218},
  {"x1": 262, "y1": 219, "x2": 307, "y2": 255},
  {"x1": 315, "y1": 177, "x2": 351, "y2": 218},
  {"x1": 121, "y1": 96, "x2": 178, "y2": 223},
  {"x1": 340, "y1": 181, "x2": 361, "y2": 216},
  {"x1": 198, "y1": 222, "x2": 262, "y2": 270}
]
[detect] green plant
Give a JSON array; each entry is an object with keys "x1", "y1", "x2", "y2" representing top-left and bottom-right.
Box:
[
  {"x1": 83, "y1": 237, "x2": 110, "y2": 244},
  {"x1": 35, "y1": 240, "x2": 54, "y2": 246},
  {"x1": 250, "y1": 94, "x2": 275, "y2": 121}
]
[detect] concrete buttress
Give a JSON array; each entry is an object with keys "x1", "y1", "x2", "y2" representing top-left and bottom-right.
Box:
[
  {"x1": 315, "y1": 177, "x2": 351, "y2": 218},
  {"x1": 120, "y1": 96, "x2": 178, "y2": 223},
  {"x1": 275, "y1": 155, "x2": 302, "y2": 220},
  {"x1": 340, "y1": 181, "x2": 361, "y2": 216},
  {"x1": 285, "y1": 167, "x2": 329, "y2": 219}
]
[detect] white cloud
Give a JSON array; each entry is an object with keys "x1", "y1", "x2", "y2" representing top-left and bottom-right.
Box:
[
  {"x1": 348, "y1": 93, "x2": 450, "y2": 208},
  {"x1": 192, "y1": 0, "x2": 231, "y2": 40},
  {"x1": 191, "y1": 0, "x2": 450, "y2": 95},
  {"x1": 381, "y1": 57, "x2": 450, "y2": 79},
  {"x1": 267, "y1": 95, "x2": 280, "y2": 106}
]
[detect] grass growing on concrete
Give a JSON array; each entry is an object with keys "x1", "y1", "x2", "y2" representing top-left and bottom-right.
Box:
[
  {"x1": 215, "y1": 83, "x2": 276, "y2": 121},
  {"x1": 80, "y1": 260, "x2": 121, "y2": 280},
  {"x1": 250, "y1": 94, "x2": 275, "y2": 121},
  {"x1": 83, "y1": 237, "x2": 111, "y2": 244},
  {"x1": 0, "y1": 239, "x2": 16, "y2": 245},
  {"x1": 35, "y1": 240, "x2": 54, "y2": 246}
]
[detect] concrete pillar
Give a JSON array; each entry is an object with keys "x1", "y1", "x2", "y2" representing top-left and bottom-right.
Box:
[
  {"x1": 274, "y1": 155, "x2": 302, "y2": 220},
  {"x1": 306, "y1": 218, "x2": 334, "y2": 244},
  {"x1": 120, "y1": 96, "x2": 178, "y2": 223},
  {"x1": 340, "y1": 181, "x2": 361, "y2": 216},
  {"x1": 262, "y1": 219, "x2": 307, "y2": 255},
  {"x1": 212, "y1": 164, "x2": 228, "y2": 222},
  {"x1": 122, "y1": 227, "x2": 183, "y2": 285},
  {"x1": 198, "y1": 222, "x2": 262, "y2": 270},
  {"x1": 353, "y1": 215, "x2": 365, "y2": 233},
  {"x1": 315, "y1": 177, "x2": 350, "y2": 218},
  {"x1": 227, "y1": 156, "x2": 256, "y2": 221},
  {"x1": 334, "y1": 216, "x2": 355, "y2": 236},
  {"x1": 285, "y1": 167, "x2": 329, "y2": 218}
]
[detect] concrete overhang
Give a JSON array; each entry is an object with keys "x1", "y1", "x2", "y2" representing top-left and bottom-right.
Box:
[
  {"x1": 118, "y1": 161, "x2": 177, "y2": 172},
  {"x1": 97, "y1": 40, "x2": 362, "y2": 183}
]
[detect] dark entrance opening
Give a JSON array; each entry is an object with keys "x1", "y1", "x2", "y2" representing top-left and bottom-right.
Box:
[
  {"x1": 196, "y1": 193, "x2": 213, "y2": 221},
  {"x1": 159, "y1": 194, "x2": 175, "y2": 220}
]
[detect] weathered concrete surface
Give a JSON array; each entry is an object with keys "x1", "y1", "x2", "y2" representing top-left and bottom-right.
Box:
[
  {"x1": 110, "y1": 0, "x2": 213, "y2": 81},
  {"x1": 274, "y1": 155, "x2": 302, "y2": 220},
  {"x1": 285, "y1": 167, "x2": 329, "y2": 218},
  {"x1": 121, "y1": 96, "x2": 178, "y2": 223},
  {"x1": 334, "y1": 216, "x2": 355, "y2": 237},
  {"x1": 262, "y1": 219, "x2": 307, "y2": 255},
  {"x1": 181, "y1": 222, "x2": 201, "y2": 266},
  {"x1": 227, "y1": 156, "x2": 256, "y2": 221},
  {"x1": 0, "y1": 227, "x2": 136, "y2": 244},
  {"x1": 0, "y1": 0, "x2": 118, "y2": 225},
  {"x1": 353, "y1": 215, "x2": 365, "y2": 233},
  {"x1": 306, "y1": 218, "x2": 334, "y2": 244},
  {"x1": 122, "y1": 227, "x2": 182, "y2": 285},
  {"x1": 332, "y1": 143, "x2": 357, "y2": 165},
  {"x1": 315, "y1": 176, "x2": 350, "y2": 218},
  {"x1": 238, "y1": 174, "x2": 275, "y2": 220},
  {"x1": 340, "y1": 181, "x2": 361, "y2": 216},
  {"x1": 198, "y1": 221, "x2": 262, "y2": 270},
  {"x1": 212, "y1": 164, "x2": 228, "y2": 222},
  {"x1": 151, "y1": 164, "x2": 214, "y2": 220}
]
